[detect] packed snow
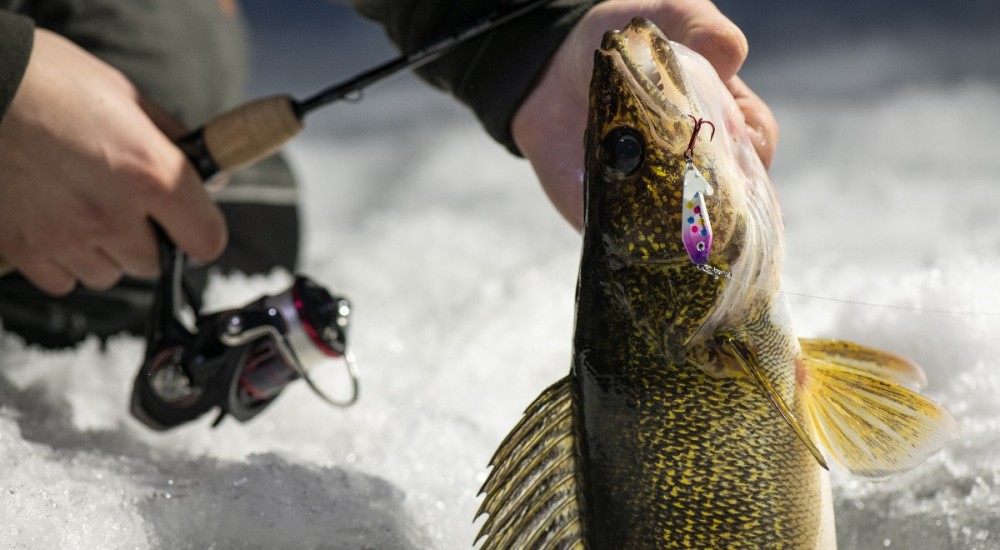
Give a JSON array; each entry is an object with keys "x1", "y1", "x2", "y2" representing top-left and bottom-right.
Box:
[{"x1": 0, "y1": 2, "x2": 997, "y2": 548}]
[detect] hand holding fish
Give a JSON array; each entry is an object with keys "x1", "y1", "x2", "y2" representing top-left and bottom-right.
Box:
[{"x1": 511, "y1": 0, "x2": 778, "y2": 229}]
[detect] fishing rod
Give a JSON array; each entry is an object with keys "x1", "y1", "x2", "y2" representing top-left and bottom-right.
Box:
[
  {"x1": 178, "y1": 0, "x2": 557, "y2": 180},
  {"x1": 0, "y1": 0, "x2": 556, "y2": 276}
]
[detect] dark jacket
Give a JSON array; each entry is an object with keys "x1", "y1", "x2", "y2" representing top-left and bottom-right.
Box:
[
  {"x1": 0, "y1": 0, "x2": 249, "y2": 129},
  {"x1": 0, "y1": 0, "x2": 595, "y2": 153},
  {"x1": 0, "y1": 10, "x2": 32, "y2": 121}
]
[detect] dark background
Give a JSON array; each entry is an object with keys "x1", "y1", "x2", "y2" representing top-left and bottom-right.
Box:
[{"x1": 238, "y1": 0, "x2": 1000, "y2": 98}]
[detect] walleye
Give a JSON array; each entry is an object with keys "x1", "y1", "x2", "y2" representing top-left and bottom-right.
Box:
[{"x1": 475, "y1": 18, "x2": 959, "y2": 549}]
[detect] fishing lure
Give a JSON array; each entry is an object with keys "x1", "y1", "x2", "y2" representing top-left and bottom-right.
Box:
[{"x1": 681, "y1": 116, "x2": 715, "y2": 265}]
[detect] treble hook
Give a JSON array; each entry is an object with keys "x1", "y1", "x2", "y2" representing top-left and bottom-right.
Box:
[{"x1": 684, "y1": 115, "x2": 716, "y2": 161}]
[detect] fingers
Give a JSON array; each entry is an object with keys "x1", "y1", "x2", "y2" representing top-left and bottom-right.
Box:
[
  {"x1": 666, "y1": 0, "x2": 749, "y2": 81},
  {"x1": 58, "y1": 248, "x2": 125, "y2": 291},
  {"x1": 727, "y1": 75, "x2": 779, "y2": 168},
  {"x1": 6, "y1": 214, "x2": 161, "y2": 294},
  {"x1": 23, "y1": 251, "x2": 137, "y2": 294},
  {"x1": 595, "y1": 0, "x2": 749, "y2": 81},
  {"x1": 16, "y1": 260, "x2": 76, "y2": 296},
  {"x1": 102, "y1": 221, "x2": 161, "y2": 279},
  {"x1": 103, "y1": 107, "x2": 228, "y2": 265},
  {"x1": 146, "y1": 159, "x2": 229, "y2": 264},
  {"x1": 136, "y1": 98, "x2": 229, "y2": 263},
  {"x1": 8, "y1": 211, "x2": 166, "y2": 295}
]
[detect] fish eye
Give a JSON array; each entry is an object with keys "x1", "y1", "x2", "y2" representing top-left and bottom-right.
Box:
[{"x1": 601, "y1": 127, "x2": 645, "y2": 178}]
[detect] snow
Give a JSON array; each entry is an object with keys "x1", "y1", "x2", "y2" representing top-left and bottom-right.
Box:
[{"x1": 1, "y1": 2, "x2": 999, "y2": 549}]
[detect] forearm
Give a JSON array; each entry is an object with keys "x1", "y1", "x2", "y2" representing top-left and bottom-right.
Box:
[
  {"x1": 0, "y1": 10, "x2": 34, "y2": 124},
  {"x1": 349, "y1": 0, "x2": 597, "y2": 154}
]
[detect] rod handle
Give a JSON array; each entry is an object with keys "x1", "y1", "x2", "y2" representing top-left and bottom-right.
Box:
[{"x1": 178, "y1": 94, "x2": 304, "y2": 180}]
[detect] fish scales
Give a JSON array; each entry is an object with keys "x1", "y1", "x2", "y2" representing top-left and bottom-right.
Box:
[
  {"x1": 576, "y1": 277, "x2": 825, "y2": 547},
  {"x1": 475, "y1": 18, "x2": 957, "y2": 550}
]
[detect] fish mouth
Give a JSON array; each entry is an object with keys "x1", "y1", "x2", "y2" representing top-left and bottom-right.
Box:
[{"x1": 598, "y1": 18, "x2": 692, "y2": 134}]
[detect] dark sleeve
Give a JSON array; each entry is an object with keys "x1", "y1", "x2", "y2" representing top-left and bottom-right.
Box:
[
  {"x1": 0, "y1": 10, "x2": 34, "y2": 124},
  {"x1": 350, "y1": 0, "x2": 596, "y2": 155}
]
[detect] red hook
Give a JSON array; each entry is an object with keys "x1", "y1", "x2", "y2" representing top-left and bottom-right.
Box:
[{"x1": 684, "y1": 115, "x2": 715, "y2": 161}]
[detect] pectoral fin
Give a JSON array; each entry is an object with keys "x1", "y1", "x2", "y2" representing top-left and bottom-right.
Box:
[
  {"x1": 799, "y1": 346, "x2": 960, "y2": 479},
  {"x1": 799, "y1": 338, "x2": 927, "y2": 391},
  {"x1": 716, "y1": 335, "x2": 829, "y2": 470},
  {"x1": 475, "y1": 376, "x2": 585, "y2": 550}
]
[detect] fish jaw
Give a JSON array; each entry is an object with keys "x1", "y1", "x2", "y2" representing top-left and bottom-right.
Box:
[{"x1": 586, "y1": 18, "x2": 786, "y2": 342}]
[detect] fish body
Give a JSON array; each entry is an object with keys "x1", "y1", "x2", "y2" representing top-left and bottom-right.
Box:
[{"x1": 476, "y1": 18, "x2": 958, "y2": 550}]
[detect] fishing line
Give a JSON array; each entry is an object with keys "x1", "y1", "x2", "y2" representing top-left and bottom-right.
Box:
[
  {"x1": 676, "y1": 117, "x2": 997, "y2": 319},
  {"x1": 695, "y1": 264, "x2": 1000, "y2": 318}
]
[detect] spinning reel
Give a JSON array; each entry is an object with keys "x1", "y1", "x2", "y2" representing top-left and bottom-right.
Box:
[{"x1": 130, "y1": 230, "x2": 359, "y2": 430}]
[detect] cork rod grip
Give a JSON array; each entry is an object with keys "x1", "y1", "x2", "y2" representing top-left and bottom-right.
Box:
[{"x1": 202, "y1": 95, "x2": 303, "y2": 172}]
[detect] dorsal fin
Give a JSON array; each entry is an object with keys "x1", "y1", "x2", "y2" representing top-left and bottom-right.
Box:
[{"x1": 475, "y1": 376, "x2": 586, "y2": 549}]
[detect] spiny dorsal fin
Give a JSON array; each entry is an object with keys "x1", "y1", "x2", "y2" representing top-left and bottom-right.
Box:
[
  {"x1": 475, "y1": 376, "x2": 586, "y2": 550},
  {"x1": 799, "y1": 338, "x2": 927, "y2": 391},
  {"x1": 799, "y1": 348, "x2": 960, "y2": 480}
]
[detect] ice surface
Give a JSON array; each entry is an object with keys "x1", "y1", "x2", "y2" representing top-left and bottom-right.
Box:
[{"x1": 1, "y1": 2, "x2": 999, "y2": 549}]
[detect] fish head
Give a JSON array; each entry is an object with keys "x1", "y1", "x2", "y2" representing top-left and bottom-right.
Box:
[{"x1": 584, "y1": 18, "x2": 784, "y2": 341}]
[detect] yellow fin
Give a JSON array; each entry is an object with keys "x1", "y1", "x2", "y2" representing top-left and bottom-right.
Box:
[
  {"x1": 715, "y1": 335, "x2": 829, "y2": 470},
  {"x1": 799, "y1": 338, "x2": 927, "y2": 391},
  {"x1": 475, "y1": 376, "x2": 585, "y2": 550},
  {"x1": 799, "y1": 353, "x2": 960, "y2": 479}
]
